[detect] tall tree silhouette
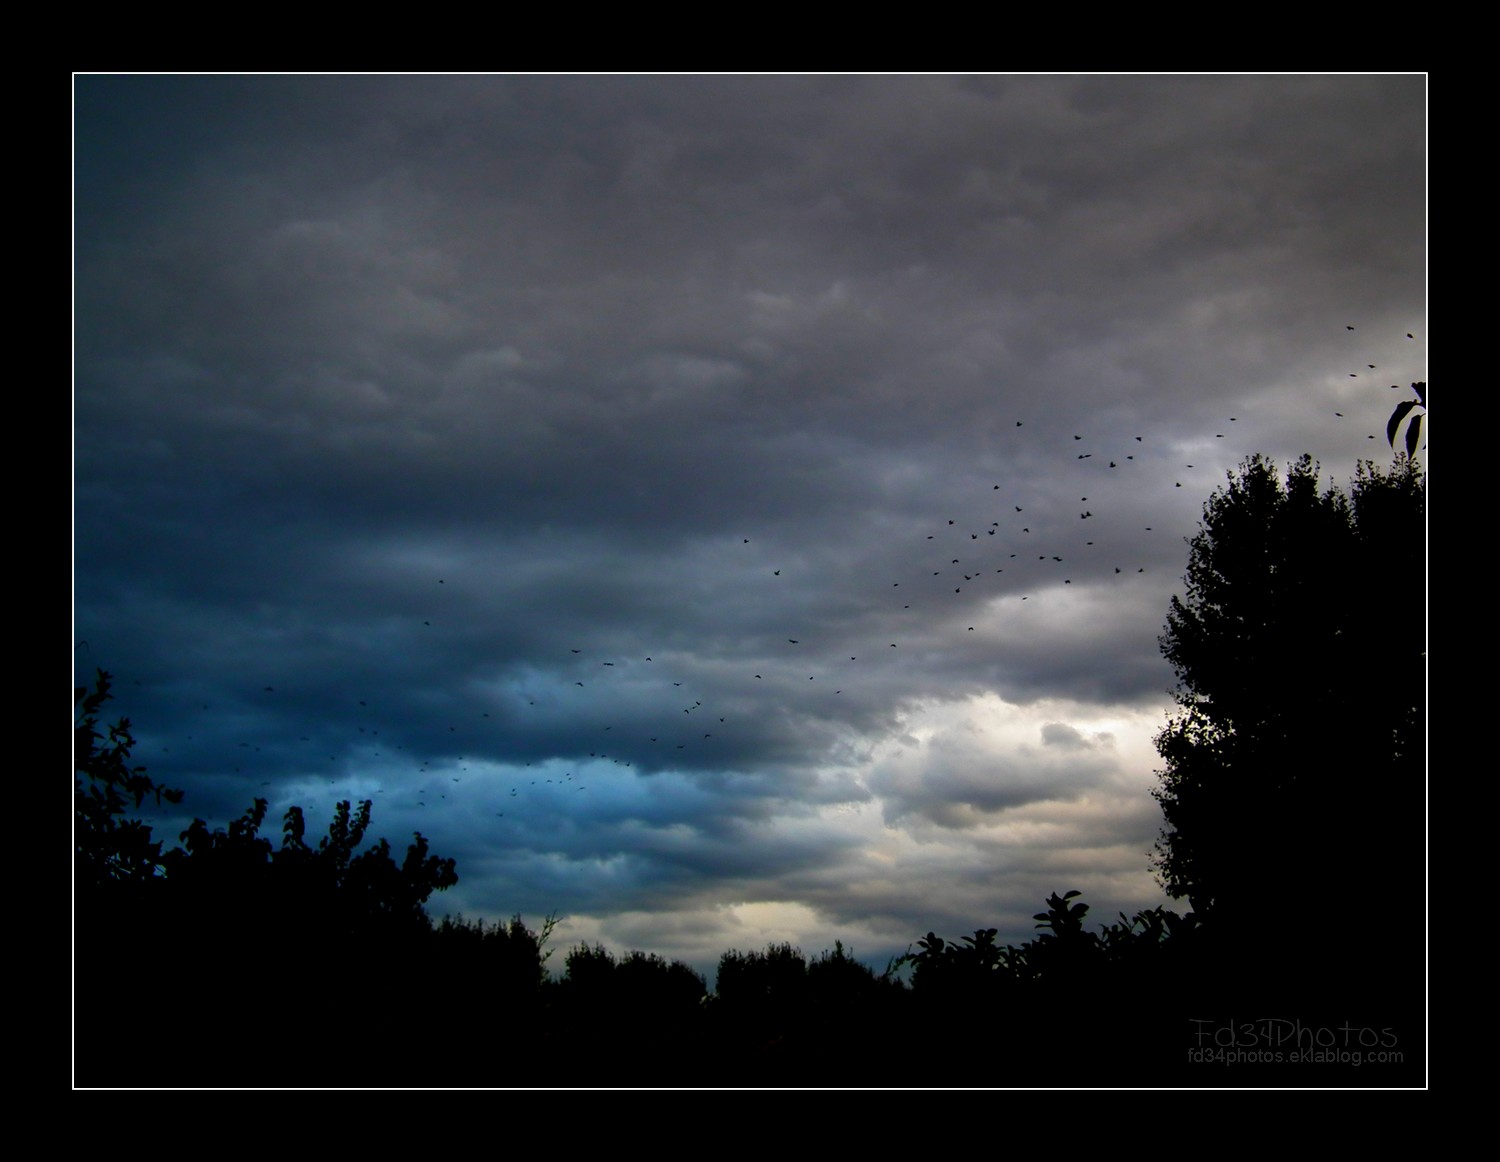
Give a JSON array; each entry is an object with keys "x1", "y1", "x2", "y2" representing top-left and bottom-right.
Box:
[{"x1": 1152, "y1": 454, "x2": 1425, "y2": 946}]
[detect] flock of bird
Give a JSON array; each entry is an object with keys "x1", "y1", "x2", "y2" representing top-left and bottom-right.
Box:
[{"x1": 118, "y1": 326, "x2": 1420, "y2": 828}]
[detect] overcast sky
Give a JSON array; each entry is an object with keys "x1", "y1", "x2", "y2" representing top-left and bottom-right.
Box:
[{"x1": 74, "y1": 74, "x2": 1426, "y2": 980}]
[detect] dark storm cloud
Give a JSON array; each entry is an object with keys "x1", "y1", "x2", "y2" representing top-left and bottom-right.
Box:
[{"x1": 75, "y1": 75, "x2": 1424, "y2": 968}]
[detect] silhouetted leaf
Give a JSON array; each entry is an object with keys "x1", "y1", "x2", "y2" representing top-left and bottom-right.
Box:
[
  {"x1": 1405, "y1": 413, "x2": 1423, "y2": 459},
  {"x1": 1386, "y1": 399, "x2": 1419, "y2": 448}
]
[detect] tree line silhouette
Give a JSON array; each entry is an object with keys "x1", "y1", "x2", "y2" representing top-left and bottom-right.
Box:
[{"x1": 74, "y1": 452, "x2": 1425, "y2": 1088}]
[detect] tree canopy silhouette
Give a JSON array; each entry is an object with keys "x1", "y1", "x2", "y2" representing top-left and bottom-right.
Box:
[
  {"x1": 75, "y1": 669, "x2": 183, "y2": 894},
  {"x1": 1152, "y1": 454, "x2": 1425, "y2": 941},
  {"x1": 74, "y1": 669, "x2": 462, "y2": 1085},
  {"x1": 76, "y1": 669, "x2": 457, "y2": 938}
]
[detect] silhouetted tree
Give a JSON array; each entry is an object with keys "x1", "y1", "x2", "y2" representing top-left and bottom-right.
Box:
[
  {"x1": 715, "y1": 942, "x2": 807, "y2": 1012},
  {"x1": 806, "y1": 940, "x2": 882, "y2": 1006},
  {"x1": 74, "y1": 669, "x2": 182, "y2": 893},
  {"x1": 74, "y1": 668, "x2": 467, "y2": 1085},
  {"x1": 158, "y1": 796, "x2": 458, "y2": 955},
  {"x1": 1153, "y1": 454, "x2": 1425, "y2": 948},
  {"x1": 616, "y1": 949, "x2": 706, "y2": 1009}
]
